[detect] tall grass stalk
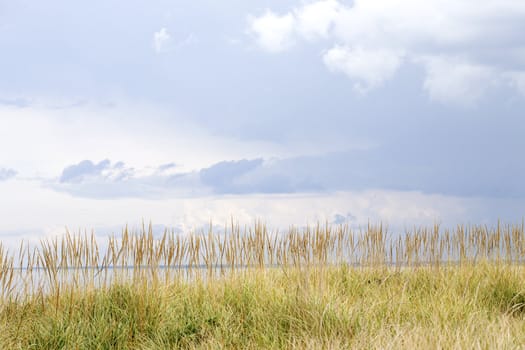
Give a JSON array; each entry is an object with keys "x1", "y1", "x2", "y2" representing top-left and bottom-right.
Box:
[
  {"x1": 1, "y1": 221, "x2": 525, "y2": 301},
  {"x1": 1, "y1": 221, "x2": 525, "y2": 348}
]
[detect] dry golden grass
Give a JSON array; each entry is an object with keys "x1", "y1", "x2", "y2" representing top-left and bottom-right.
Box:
[
  {"x1": 1, "y1": 263, "x2": 525, "y2": 349},
  {"x1": 0, "y1": 221, "x2": 524, "y2": 348}
]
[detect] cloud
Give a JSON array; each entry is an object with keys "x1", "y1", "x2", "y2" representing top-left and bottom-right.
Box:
[
  {"x1": 247, "y1": 0, "x2": 525, "y2": 102},
  {"x1": 0, "y1": 168, "x2": 16, "y2": 181},
  {"x1": 419, "y1": 56, "x2": 499, "y2": 106},
  {"x1": 200, "y1": 159, "x2": 264, "y2": 193},
  {"x1": 294, "y1": 0, "x2": 341, "y2": 40},
  {"x1": 204, "y1": 149, "x2": 525, "y2": 198},
  {"x1": 52, "y1": 158, "x2": 297, "y2": 199},
  {"x1": 59, "y1": 159, "x2": 130, "y2": 184},
  {"x1": 247, "y1": 10, "x2": 295, "y2": 53},
  {"x1": 48, "y1": 139, "x2": 525, "y2": 201},
  {"x1": 0, "y1": 97, "x2": 30, "y2": 108},
  {"x1": 509, "y1": 71, "x2": 525, "y2": 96},
  {"x1": 60, "y1": 159, "x2": 107, "y2": 183},
  {"x1": 53, "y1": 159, "x2": 203, "y2": 199},
  {"x1": 4, "y1": 174, "x2": 525, "y2": 244},
  {"x1": 323, "y1": 46, "x2": 404, "y2": 92},
  {"x1": 332, "y1": 212, "x2": 357, "y2": 225},
  {"x1": 157, "y1": 162, "x2": 177, "y2": 173},
  {"x1": 5, "y1": 174, "x2": 504, "y2": 244},
  {"x1": 153, "y1": 27, "x2": 171, "y2": 53}
]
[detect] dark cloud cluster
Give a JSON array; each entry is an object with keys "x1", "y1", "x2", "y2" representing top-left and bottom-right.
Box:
[
  {"x1": 50, "y1": 141, "x2": 525, "y2": 200},
  {"x1": 53, "y1": 159, "x2": 200, "y2": 199},
  {"x1": 60, "y1": 159, "x2": 114, "y2": 183},
  {"x1": 200, "y1": 159, "x2": 264, "y2": 193}
]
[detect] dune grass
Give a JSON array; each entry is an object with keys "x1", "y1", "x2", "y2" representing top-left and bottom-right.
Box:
[
  {"x1": 1, "y1": 263, "x2": 525, "y2": 349},
  {"x1": 1, "y1": 221, "x2": 525, "y2": 348}
]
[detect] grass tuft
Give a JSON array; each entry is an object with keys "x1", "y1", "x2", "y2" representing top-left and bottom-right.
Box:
[{"x1": 0, "y1": 221, "x2": 524, "y2": 348}]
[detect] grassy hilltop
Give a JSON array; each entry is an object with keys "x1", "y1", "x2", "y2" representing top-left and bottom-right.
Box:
[{"x1": 1, "y1": 222, "x2": 525, "y2": 349}]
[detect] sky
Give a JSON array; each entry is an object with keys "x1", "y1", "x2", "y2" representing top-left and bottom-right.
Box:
[{"x1": 1, "y1": 0, "x2": 524, "y2": 243}]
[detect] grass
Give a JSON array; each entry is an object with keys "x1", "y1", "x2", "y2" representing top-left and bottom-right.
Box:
[
  {"x1": 1, "y1": 221, "x2": 525, "y2": 348},
  {"x1": 1, "y1": 264, "x2": 525, "y2": 348}
]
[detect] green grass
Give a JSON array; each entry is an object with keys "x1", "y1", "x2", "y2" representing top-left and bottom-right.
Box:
[
  {"x1": 2, "y1": 263, "x2": 525, "y2": 349},
  {"x1": 1, "y1": 221, "x2": 525, "y2": 348}
]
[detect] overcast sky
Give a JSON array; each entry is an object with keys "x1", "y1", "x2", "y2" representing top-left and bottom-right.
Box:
[{"x1": 1, "y1": 0, "x2": 524, "y2": 242}]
